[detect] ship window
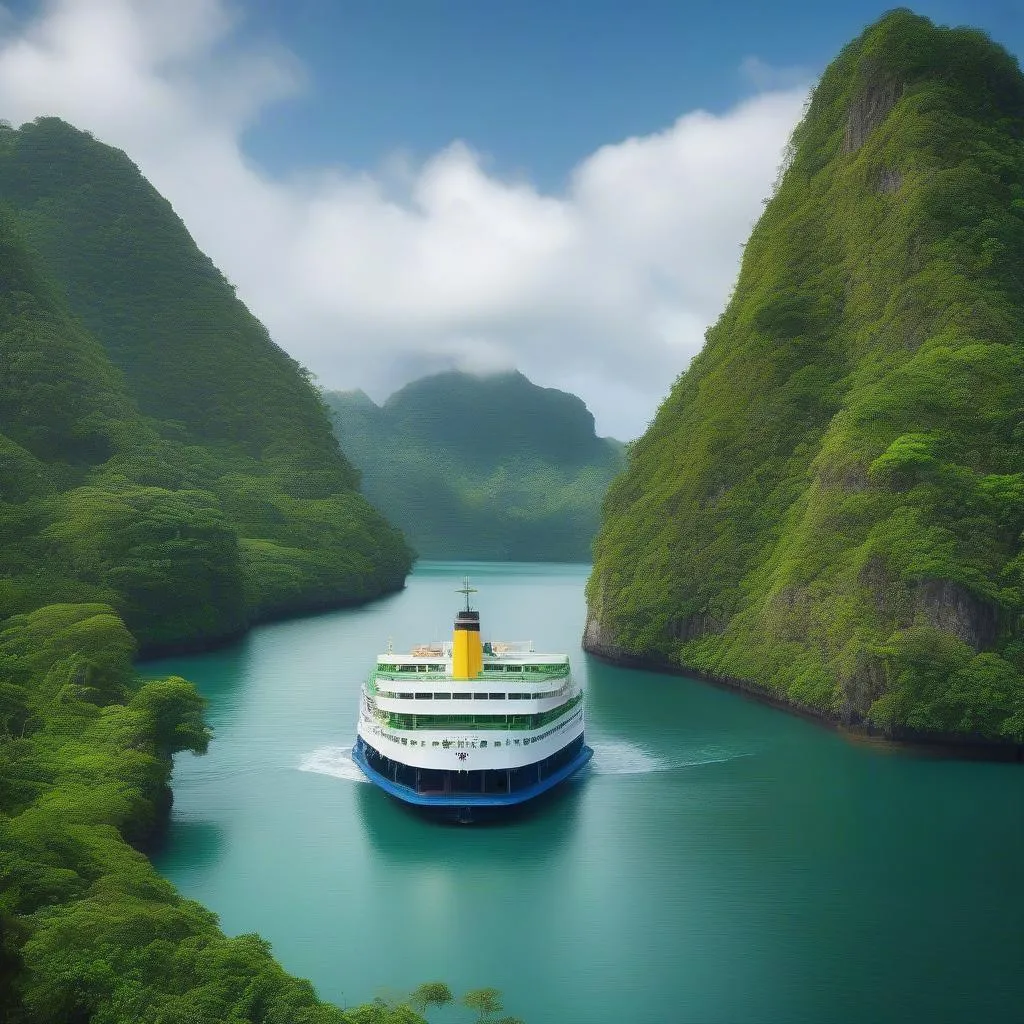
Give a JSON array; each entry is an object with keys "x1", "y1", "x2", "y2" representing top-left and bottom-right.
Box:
[
  {"x1": 399, "y1": 692, "x2": 414, "y2": 699},
  {"x1": 453, "y1": 693, "x2": 472, "y2": 700},
  {"x1": 488, "y1": 693, "x2": 504, "y2": 700},
  {"x1": 415, "y1": 692, "x2": 432, "y2": 700},
  {"x1": 473, "y1": 692, "x2": 488, "y2": 700},
  {"x1": 434, "y1": 692, "x2": 451, "y2": 700}
]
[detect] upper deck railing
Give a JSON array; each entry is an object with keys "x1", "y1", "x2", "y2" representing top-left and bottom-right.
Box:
[
  {"x1": 374, "y1": 692, "x2": 583, "y2": 732},
  {"x1": 372, "y1": 663, "x2": 570, "y2": 685},
  {"x1": 366, "y1": 674, "x2": 572, "y2": 698}
]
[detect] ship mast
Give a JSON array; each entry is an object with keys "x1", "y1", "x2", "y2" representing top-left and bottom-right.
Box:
[{"x1": 456, "y1": 576, "x2": 477, "y2": 612}]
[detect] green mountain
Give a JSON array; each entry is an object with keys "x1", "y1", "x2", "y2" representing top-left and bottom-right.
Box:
[
  {"x1": 586, "y1": 11, "x2": 1024, "y2": 748},
  {"x1": 0, "y1": 117, "x2": 413, "y2": 650},
  {"x1": 0, "y1": 118, "x2": 419, "y2": 1022},
  {"x1": 326, "y1": 370, "x2": 626, "y2": 561}
]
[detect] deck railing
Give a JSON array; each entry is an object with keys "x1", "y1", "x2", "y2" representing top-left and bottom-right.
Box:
[
  {"x1": 375, "y1": 693, "x2": 583, "y2": 732},
  {"x1": 373, "y1": 668, "x2": 569, "y2": 685}
]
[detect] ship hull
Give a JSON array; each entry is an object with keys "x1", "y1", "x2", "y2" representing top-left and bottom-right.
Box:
[{"x1": 352, "y1": 734, "x2": 593, "y2": 823}]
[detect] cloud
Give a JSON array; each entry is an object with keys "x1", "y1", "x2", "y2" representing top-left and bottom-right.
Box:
[
  {"x1": 739, "y1": 55, "x2": 812, "y2": 93},
  {"x1": 0, "y1": 1, "x2": 809, "y2": 439}
]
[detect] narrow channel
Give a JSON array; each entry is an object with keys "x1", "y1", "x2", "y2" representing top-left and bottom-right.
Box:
[{"x1": 151, "y1": 562, "x2": 1024, "y2": 1024}]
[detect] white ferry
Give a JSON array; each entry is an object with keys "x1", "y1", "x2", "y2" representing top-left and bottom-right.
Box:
[{"x1": 352, "y1": 580, "x2": 593, "y2": 821}]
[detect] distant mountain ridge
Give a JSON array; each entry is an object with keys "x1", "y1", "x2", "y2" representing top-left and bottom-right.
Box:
[{"x1": 326, "y1": 370, "x2": 625, "y2": 561}]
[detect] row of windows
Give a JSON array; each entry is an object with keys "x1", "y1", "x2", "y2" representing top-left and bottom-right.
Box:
[
  {"x1": 373, "y1": 707, "x2": 583, "y2": 750},
  {"x1": 377, "y1": 663, "x2": 446, "y2": 673},
  {"x1": 379, "y1": 688, "x2": 568, "y2": 702},
  {"x1": 487, "y1": 663, "x2": 568, "y2": 673},
  {"x1": 380, "y1": 693, "x2": 583, "y2": 732}
]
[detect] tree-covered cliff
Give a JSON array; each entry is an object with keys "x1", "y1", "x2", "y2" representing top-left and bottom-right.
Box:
[
  {"x1": 586, "y1": 10, "x2": 1024, "y2": 747},
  {"x1": 326, "y1": 371, "x2": 625, "y2": 561},
  {"x1": 0, "y1": 117, "x2": 413, "y2": 649},
  {"x1": 0, "y1": 118, "x2": 418, "y2": 1021}
]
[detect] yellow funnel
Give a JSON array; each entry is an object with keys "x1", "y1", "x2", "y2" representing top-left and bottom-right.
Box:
[{"x1": 452, "y1": 608, "x2": 483, "y2": 680}]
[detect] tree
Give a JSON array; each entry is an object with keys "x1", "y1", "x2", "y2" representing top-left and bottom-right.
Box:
[
  {"x1": 408, "y1": 981, "x2": 453, "y2": 1015},
  {"x1": 462, "y1": 987, "x2": 503, "y2": 1022}
]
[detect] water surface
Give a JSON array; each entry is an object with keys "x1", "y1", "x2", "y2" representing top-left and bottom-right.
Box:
[{"x1": 151, "y1": 562, "x2": 1024, "y2": 1023}]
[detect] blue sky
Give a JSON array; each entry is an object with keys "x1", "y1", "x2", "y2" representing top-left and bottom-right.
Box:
[
  {"x1": 0, "y1": 1, "x2": 1019, "y2": 437},
  {"x1": 237, "y1": 0, "x2": 1021, "y2": 189}
]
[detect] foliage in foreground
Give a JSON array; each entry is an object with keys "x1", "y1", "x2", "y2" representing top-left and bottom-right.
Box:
[
  {"x1": 0, "y1": 118, "x2": 430, "y2": 1020},
  {"x1": 0, "y1": 608, "x2": 510, "y2": 1024},
  {"x1": 588, "y1": 10, "x2": 1024, "y2": 742},
  {"x1": 0, "y1": 604, "x2": 338, "y2": 1022}
]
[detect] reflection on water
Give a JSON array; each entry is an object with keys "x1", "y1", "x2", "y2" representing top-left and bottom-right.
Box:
[
  {"x1": 155, "y1": 819, "x2": 226, "y2": 872},
  {"x1": 153, "y1": 562, "x2": 1024, "y2": 1024},
  {"x1": 142, "y1": 637, "x2": 257, "y2": 703},
  {"x1": 353, "y1": 766, "x2": 586, "y2": 862}
]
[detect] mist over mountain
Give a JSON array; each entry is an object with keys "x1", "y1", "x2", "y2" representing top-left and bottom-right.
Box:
[{"x1": 327, "y1": 370, "x2": 625, "y2": 562}]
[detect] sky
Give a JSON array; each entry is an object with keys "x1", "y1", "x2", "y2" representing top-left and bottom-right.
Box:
[{"x1": 0, "y1": 1, "x2": 1020, "y2": 440}]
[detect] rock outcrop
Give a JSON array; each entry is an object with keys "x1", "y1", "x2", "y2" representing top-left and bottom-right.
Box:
[{"x1": 585, "y1": 11, "x2": 1024, "y2": 752}]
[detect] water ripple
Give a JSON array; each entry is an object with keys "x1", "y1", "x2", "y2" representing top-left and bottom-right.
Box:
[
  {"x1": 584, "y1": 738, "x2": 756, "y2": 776},
  {"x1": 299, "y1": 744, "x2": 369, "y2": 783}
]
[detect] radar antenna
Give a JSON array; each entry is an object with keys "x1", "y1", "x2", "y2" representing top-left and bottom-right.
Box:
[{"x1": 456, "y1": 576, "x2": 477, "y2": 612}]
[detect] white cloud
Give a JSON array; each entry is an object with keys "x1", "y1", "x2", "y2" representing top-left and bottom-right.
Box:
[
  {"x1": 739, "y1": 55, "x2": 812, "y2": 93},
  {"x1": 0, "y1": 0, "x2": 809, "y2": 439}
]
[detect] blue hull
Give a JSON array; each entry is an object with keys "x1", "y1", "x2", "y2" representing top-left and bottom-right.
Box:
[{"x1": 352, "y1": 736, "x2": 593, "y2": 822}]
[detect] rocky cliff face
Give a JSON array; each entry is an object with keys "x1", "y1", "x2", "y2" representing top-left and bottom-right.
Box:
[{"x1": 585, "y1": 11, "x2": 1024, "y2": 750}]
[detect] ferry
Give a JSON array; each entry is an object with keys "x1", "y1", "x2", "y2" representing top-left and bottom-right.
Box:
[{"x1": 352, "y1": 580, "x2": 593, "y2": 821}]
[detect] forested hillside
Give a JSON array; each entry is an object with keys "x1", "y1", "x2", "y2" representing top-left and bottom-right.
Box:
[
  {"x1": 0, "y1": 117, "x2": 413, "y2": 647},
  {"x1": 586, "y1": 10, "x2": 1024, "y2": 748},
  {"x1": 327, "y1": 371, "x2": 625, "y2": 561},
  {"x1": 0, "y1": 118, "x2": 417, "y2": 1021}
]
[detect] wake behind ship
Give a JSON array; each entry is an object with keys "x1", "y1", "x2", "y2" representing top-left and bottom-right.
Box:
[{"x1": 353, "y1": 580, "x2": 593, "y2": 821}]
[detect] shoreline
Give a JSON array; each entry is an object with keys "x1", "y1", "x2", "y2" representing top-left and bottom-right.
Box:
[
  {"x1": 582, "y1": 638, "x2": 1024, "y2": 764},
  {"x1": 136, "y1": 578, "x2": 409, "y2": 661},
  {"x1": 133, "y1": 576, "x2": 409, "y2": 853}
]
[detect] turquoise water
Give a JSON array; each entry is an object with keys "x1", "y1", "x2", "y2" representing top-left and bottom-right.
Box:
[{"x1": 151, "y1": 562, "x2": 1024, "y2": 1024}]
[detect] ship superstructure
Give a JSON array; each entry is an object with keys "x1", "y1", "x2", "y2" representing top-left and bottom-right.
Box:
[{"x1": 353, "y1": 580, "x2": 592, "y2": 819}]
